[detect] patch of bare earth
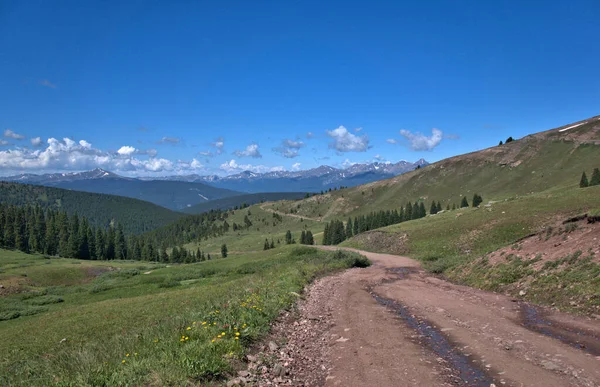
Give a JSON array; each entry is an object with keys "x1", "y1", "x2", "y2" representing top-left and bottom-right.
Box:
[{"x1": 487, "y1": 218, "x2": 600, "y2": 268}]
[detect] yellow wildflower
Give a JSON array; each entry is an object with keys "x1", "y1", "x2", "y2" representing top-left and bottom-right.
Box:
[
  {"x1": 186, "y1": 327, "x2": 191, "y2": 330},
  {"x1": 122, "y1": 360, "x2": 126, "y2": 364},
  {"x1": 125, "y1": 353, "x2": 130, "y2": 357}
]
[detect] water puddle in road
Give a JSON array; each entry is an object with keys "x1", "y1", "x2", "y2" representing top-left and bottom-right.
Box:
[
  {"x1": 372, "y1": 294, "x2": 497, "y2": 387},
  {"x1": 519, "y1": 303, "x2": 600, "y2": 356}
]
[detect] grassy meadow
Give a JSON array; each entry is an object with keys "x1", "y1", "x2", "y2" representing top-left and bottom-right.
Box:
[{"x1": 0, "y1": 246, "x2": 368, "y2": 386}]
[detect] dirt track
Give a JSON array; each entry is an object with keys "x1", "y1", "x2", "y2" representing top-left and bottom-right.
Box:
[{"x1": 313, "y1": 246, "x2": 600, "y2": 387}]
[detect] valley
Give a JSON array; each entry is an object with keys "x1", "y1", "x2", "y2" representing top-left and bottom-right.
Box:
[{"x1": 0, "y1": 117, "x2": 599, "y2": 386}]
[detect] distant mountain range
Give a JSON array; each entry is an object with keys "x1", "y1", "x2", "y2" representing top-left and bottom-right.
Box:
[
  {"x1": 142, "y1": 159, "x2": 429, "y2": 193},
  {"x1": 0, "y1": 159, "x2": 428, "y2": 210}
]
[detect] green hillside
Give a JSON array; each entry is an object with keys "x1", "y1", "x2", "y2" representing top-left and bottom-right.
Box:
[
  {"x1": 0, "y1": 182, "x2": 183, "y2": 234},
  {"x1": 182, "y1": 192, "x2": 308, "y2": 214},
  {"x1": 264, "y1": 116, "x2": 600, "y2": 220}
]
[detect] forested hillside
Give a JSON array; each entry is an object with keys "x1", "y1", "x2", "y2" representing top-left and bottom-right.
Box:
[
  {"x1": 0, "y1": 182, "x2": 182, "y2": 234},
  {"x1": 183, "y1": 192, "x2": 308, "y2": 214}
]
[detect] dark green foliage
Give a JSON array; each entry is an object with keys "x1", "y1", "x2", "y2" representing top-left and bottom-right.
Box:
[
  {"x1": 506, "y1": 136, "x2": 514, "y2": 143},
  {"x1": 285, "y1": 230, "x2": 294, "y2": 244},
  {"x1": 472, "y1": 193, "x2": 483, "y2": 207},
  {"x1": 430, "y1": 201, "x2": 438, "y2": 215},
  {"x1": 590, "y1": 168, "x2": 600, "y2": 186},
  {"x1": 220, "y1": 244, "x2": 228, "y2": 258},
  {"x1": 0, "y1": 182, "x2": 182, "y2": 234},
  {"x1": 579, "y1": 171, "x2": 589, "y2": 188},
  {"x1": 264, "y1": 238, "x2": 270, "y2": 250},
  {"x1": 499, "y1": 140, "x2": 503, "y2": 146},
  {"x1": 460, "y1": 196, "x2": 469, "y2": 208}
]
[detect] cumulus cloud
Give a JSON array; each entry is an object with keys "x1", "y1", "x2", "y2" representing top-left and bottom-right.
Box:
[
  {"x1": 326, "y1": 126, "x2": 369, "y2": 152},
  {"x1": 39, "y1": 79, "x2": 57, "y2": 88},
  {"x1": 117, "y1": 146, "x2": 136, "y2": 156},
  {"x1": 0, "y1": 140, "x2": 10, "y2": 146},
  {"x1": 273, "y1": 139, "x2": 305, "y2": 158},
  {"x1": 385, "y1": 138, "x2": 397, "y2": 144},
  {"x1": 291, "y1": 162, "x2": 302, "y2": 171},
  {"x1": 341, "y1": 159, "x2": 358, "y2": 168},
  {"x1": 399, "y1": 128, "x2": 443, "y2": 151},
  {"x1": 116, "y1": 146, "x2": 158, "y2": 157},
  {"x1": 31, "y1": 137, "x2": 43, "y2": 147},
  {"x1": 0, "y1": 137, "x2": 201, "y2": 175},
  {"x1": 373, "y1": 154, "x2": 385, "y2": 161},
  {"x1": 234, "y1": 143, "x2": 262, "y2": 158},
  {"x1": 4, "y1": 129, "x2": 25, "y2": 140},
  {"x1": 158, "y1": 136, "x2": 181, "y2": 145},
  {"x1": 219, "y1": 159, "x2": 283, "y2": 174}
]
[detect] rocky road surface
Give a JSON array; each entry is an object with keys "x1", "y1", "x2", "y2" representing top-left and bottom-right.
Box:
[{"x1": 236, "y1": 247, "x2": 600, "y2": 387}]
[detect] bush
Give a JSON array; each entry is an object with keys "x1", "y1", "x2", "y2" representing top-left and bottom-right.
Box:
[
  {"x1": 158, "y1": 279, "x2": 181, "y2": 288},
  {"x1": 0, "y1": 311, "x2": 20, "y2": 321},
  {"x1": 26, "y1": 295, "x2": 64, "y2": 306}
]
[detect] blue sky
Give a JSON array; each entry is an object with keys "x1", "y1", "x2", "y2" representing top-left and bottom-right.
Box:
[{"x1": 1, "y1": 0, "x2": 599, "y2": 176}]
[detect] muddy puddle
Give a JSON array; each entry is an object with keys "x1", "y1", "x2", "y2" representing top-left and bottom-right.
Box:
[
  {"x1": 372, "y1": 293, "x2": 498, "y2": 387},
  {"x1": 519, "y1": 303, "x2": 600, "y2": 356}
]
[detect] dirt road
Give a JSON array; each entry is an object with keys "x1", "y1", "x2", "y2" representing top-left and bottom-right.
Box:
[{"x1": 311, "y1": 246, "x2": 600, "y2": 387}]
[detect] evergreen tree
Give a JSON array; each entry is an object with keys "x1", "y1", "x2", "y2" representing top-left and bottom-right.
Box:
[
  {"x1": 590, "y1": 168, "x2": 600, "y2": 186},
  {"x1": 105, "y1": 226, "x2": 116, "y2": 260},
  {"x1": 353, "y1": 217, "x2": 359, "y2": 235},
  {"x1": 437, "y1": 201, "x2": 442, "y2": 212},
  {"x1": 115, "y1": 223, "x2": 127, "y2": 260},
  {"x1": 95, "y1": 228, "x2": 105, "y2": 260},
  {"x1": 452, "y1": 203, "x2": 456, "y2": 210},
  {"x1": 506, "y1": 136, "x2": 514, "y2": 143},
  {"x1": 579, "y1": 171, "x2": 589, "y2": 188},
  {"x1": 418, "y1": 202, "x2": 426, "y2": 219},
  {"x1": 446, "y1": 204, "x2": 450, "y2": 211},
  {"x1": 460, "y1": 196, "x2": 469, "y2": 208},
  {"x1": 405, "y1": 202, "x2": 413, "y2": 221},
  {"x1": 270, "y1": 239, "x2": 275, "y2": 249},
  {"x1": 472, "y1": 193, "x2": 483, "y2": 207},
  {"x1": 306, "y1": 230, "x2": 314, "y2": 245},
  {"x1": 264, "y1": 238, "x2": 270, "y2": 250},
  {"x1": 221, "y1": 244, "x2": 228, "y2": 258},
  {"x1": 346, "y1": 218, "x2": 353, "y2": 239},
  {"x1": 285, "y1": 230, "x2": 293, "y2": 244},
  {"x1": 430, "y1": 201, "x2": 438, "y2": 215},
  {"x1": 498, "y1": 140, "x2": 503, "y2": 146}
]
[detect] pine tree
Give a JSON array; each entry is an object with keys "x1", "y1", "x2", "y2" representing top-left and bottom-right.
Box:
[
  {"x1": 498, "y1": 140, "x2": 503, "y2": 146},
  {"x1": 115, "y1": 223, "x2": 127, "y2": 260},
  {"x1": 105, "y1": 226, "x2": 116, "y2": 260},
  {"x1": 460, "y1": 196, "x2": 469, "y2": 208},
  {"x1": 95, "y1": 228, "x2": 105, "y2": 260},
  {"x1": 418, "y1": 202, "x2": 426, "y2": 218},
  {"x1": 270, "y1": 239, "x2": 275, "y2": 249},
  {"x1": 579, "y1": 171, "x2": 589, "y2": 188},
  {"x1": 446, "y1": 204, "x2": 450, "y2": 211},
  {"x1": 285, "y1": 230, "x2": 293, "y2": 244},
  {"x1": 437, "y1": 201, "x2": 442, "y2": 212},
  {"x1": 306, "y1": 230, "x2": 314, "y2": 245},
  {"x1": 221, "y1": 244, "x2": 228, "y2": 258},
  {"x1": 264, "y1": 238, "x2": 270, "y2": 250},
  {"x1": 472, "y1": 193, "x2": 483, "y2": 207},
  {"x1": 346, "y1": 218, "x2": 353, "y2": 239},
  {"x1": 300, "y1": 231, "x2": 306, "y2": 244},
  {"x1": 353, "y1": 217, "x2": 359, "y2": 235},
  {"x1": 405, "y1": 202, "x2": 413, "y2": 221},
  {"x1": 430, "y1": 201, "x2": 438, "y2": 215},
  {"x1": 452, "y1": 203, "x2": 456, "y2": 210},
  {"x1": 590, "y1": 168, "x2": 600, "y2": 186}
]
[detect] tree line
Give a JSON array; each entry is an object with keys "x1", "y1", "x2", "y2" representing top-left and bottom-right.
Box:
[
  {"x1": 322, "y1": 194, "x2": 483, "y2": 245},
  {"x1": 580, "y1": 168, "x2": 600, "y2": 188}
]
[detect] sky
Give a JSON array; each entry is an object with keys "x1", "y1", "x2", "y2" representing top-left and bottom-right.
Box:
[{"x1": 1, "y1": 0, "x2": 599, "y2": 177}]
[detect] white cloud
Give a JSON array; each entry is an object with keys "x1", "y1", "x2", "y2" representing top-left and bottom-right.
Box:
[
  {"x1": 31, "y1": 137, "x2": 43, "y2": 147},
  {"x1": 219, "y1": 159, "x2": 283, "y2": 174},
  {"x1": 0, "y1": 137, "x2": 201, "y2": 175},
  {"x1": 4, "y1": 129, "x2": 25, "y2": 140},
  {"x1": 0, "y1": 140, "x2": 9, "y2": 146},
  {"x1": 306, "y1": 132, "x2": 314, "y2": 139},
  {"x1": 234, "y1": 143, "x2": 262, "y2": 158},
  {"x1": 373, "y1": 154, "x2": 385, "y2": 161},
  {"x1": 326, "y1": 126, "x2": 369, "y2": 152},
  {"x1": 399, "y1": 128, "x2": 443, "y2": 151},
  {"x1": 291, "y1": 162, "x2": 301, "y2": 171},
  {"x1": 386, "y1": 138, "x2": 397, "y2": 144},
  {"x1": 212, "y1": 137, "x2": 224, "y2": 155},
  {"x1": 341, "y1": 159, "x2": 358, "y2": 168},
  {"x1": 158, "y1": 136, "x2": 181, "y2": 145},
  {"x1": 273, "y1": 139, "x2": 305, "y2": 158},
  {"x1": 117, "y1": 146, "x2": 136, "y2": 156}
]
